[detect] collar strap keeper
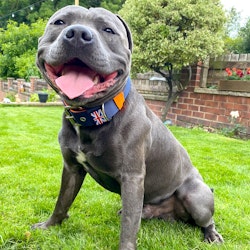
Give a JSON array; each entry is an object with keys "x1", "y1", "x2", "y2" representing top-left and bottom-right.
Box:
[{"x1": 64, "y1": 77, "x2": 131, "y2": 127}]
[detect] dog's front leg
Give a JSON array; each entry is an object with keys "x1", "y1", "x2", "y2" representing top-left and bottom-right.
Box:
[
  {"x1": 119, "y1": 174, "x2": 144, "y2": 250},
  {"x1": 33, "y1": 163, "x2": 86, "y2": 229}
]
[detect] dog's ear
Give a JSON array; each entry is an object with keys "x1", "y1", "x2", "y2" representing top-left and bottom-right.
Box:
[{"x1": 116, "y1": 15, "x2": 133, "y2": 52}]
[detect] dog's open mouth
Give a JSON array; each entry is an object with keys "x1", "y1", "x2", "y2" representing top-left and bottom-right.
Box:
[{"x1": 44, "y1": 59, "x2": 119, "y2": 99}]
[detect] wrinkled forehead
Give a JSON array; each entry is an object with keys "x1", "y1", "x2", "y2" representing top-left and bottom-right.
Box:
[
  {"x1": 45, "y1": 6, "x2": 128, "y2": 42},
  {"x1": 47, "y1": 5, "x2": 87, "y2": 25},
  {"x1": 47, "y1": 6, "x2": 123, "y2": 28}
]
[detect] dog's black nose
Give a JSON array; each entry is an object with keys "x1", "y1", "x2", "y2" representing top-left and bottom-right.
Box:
[{"x1": 64, "y1": 25, "x2": 93, "y2": 45}]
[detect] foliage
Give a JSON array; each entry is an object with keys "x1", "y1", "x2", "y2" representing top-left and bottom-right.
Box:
[
  {"x1": 42, "y1": 89, "x2": 60, "y2": 102},
  {"x1": 0, "y1": 0, "x2": 124, "y2": 27},
  {"x1": 0, "y1": 20, "x2": 46, "y2": 80},
  {"x1": 223, "y1": 8, "x2": 250, "y2": 53},
  {"x1": 0, "y1": 106, "x2": 249, "y2": 249},
  {"x1": 14, "y1": 50, "x2": 41, "y2": 79},
  {"x1": 26, "y1": 0, "x2": 57, "y2": 24},
  {"x1": 30, "y1": 89, "x2": 60, "y2": 102},
  {"x1": 238, "y1": 18, "x2": 250, "y2": 53},
  {"x1": 5, "y1": 92, "x2": 16, "y2": 102},
  {"x1": 224, "y1": 7, "x2": 241, "y2": 38},
  {"x1": 101, "y1": 0, "x2": 125, "y2": 13},
  {"x1": 220, "y1": 111, "x2": 247, "y2": 138},
  {"x1": 29, "y1": 93, "x2": 39, "y2": 102},
  {"x1": 0, "y1": 0, "x2": 86, "y2": 27},
  {"x1": 0, "y1": 0, "x2": 125, "y2": 80},
  {"x1": 225, "y1": 67, "x2": 250, "y2": 80},
  {"x1": 221, "y1": 123, "x2": 247, "y2": 138},
  {"x1": 119, "y1": 0, "x2": 226, "y2": 73},
  {"x1": 223, "y1": 36, "x2": 244, "y2": 54},
  {"x1": 223, "y1": 7, "x2": 244, "y2": 53}
]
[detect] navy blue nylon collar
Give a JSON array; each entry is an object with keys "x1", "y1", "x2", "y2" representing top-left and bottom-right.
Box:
[{"x1": 64, "y1": 77, "x2": 131, "y2": 127}]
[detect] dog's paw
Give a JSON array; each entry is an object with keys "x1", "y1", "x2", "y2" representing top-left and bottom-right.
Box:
[
  {"x1": 141, "y1": 205, "x2": 154, "y2": 219},
  {"x1": 203, "y1": 224, "x2": 224, "y2": 243},
  {"x1": 31, "y1": 214, "x2": 69, "y2": 230},
  {"x1": 119, "y1": 241, "x2": 136, "y2": 250},
  {"x1": 31, "y1": 221, "x2": 51, "y2": 230}
]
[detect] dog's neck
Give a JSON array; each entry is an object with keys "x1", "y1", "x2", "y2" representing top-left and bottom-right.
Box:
[{"x1": 63, "y1": 77, "x2": 131, "y2": 127}]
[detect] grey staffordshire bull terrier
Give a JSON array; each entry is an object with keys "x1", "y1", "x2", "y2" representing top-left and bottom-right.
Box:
[{"x1": 33, "y1": 5, "x2": 223, "y2": 249}]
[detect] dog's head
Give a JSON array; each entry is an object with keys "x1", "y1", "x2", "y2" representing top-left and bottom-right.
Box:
[{"x1": 37, "y1": 5, "x2": 132, "y2": 107}]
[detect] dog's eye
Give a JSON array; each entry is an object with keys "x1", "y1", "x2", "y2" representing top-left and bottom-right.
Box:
[
  {"x1": 54, "y1": 20, "x2": 65, "y2": 25},
  {"x1": 104, "y1": 28, "x2": 115, "y2": 34}
]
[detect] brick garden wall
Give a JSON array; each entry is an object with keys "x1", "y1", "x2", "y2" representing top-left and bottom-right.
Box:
[
  {"x1": 166, "y1": 72, "x2": 250, "y2": 132},
  {"x1": 0, "y1": 77, "x2": 50, "y2": 102},
  {"x1": 133, "y1": 63, "x2": 250, "y2": 136},
  {"x1": 1, "y1": 56, "x2": 250, "y2": 136}
]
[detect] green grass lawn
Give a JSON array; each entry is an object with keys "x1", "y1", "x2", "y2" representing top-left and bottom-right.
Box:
[{"x1": 0, "y1": 106, "x2": 249, "y2": 250}]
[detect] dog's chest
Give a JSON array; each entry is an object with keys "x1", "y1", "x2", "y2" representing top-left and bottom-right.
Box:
[
  {"x1": 75, "y1": 141, "x2": 121, "y2": 194},
  {"x1": 76, "y1": 150, "x2": 87, "y2": 163},
  {"x1": 75, "y1": 151, "x2": 90, "y2": 171},
  {"x1": 74, "y1": 126, "x2": 121, "y2": 175}
]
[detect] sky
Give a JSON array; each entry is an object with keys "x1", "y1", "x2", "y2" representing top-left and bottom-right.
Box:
[{"x1": 220, "y1": 0, "x2": 250, "y2": 25}]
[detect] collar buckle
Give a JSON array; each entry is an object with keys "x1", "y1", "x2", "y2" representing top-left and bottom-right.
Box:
[
  {"x1": 101, "y1": 103, "x2": 110, "y2": 122},
  {"x1": 64, "y1": 105, "x2": 81, "y2": 126}
]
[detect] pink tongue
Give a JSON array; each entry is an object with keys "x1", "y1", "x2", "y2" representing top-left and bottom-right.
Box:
[{"x1": 55, "y1": 65, "x2": 96, "y2": 99}]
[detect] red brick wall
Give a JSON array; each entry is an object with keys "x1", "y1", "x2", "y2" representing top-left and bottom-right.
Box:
[
  {"x1": 144, "y1": 66, "x2": 250, "y2": 135},
  {"x1": 0, "y1": 91, "x2": 5, "y2": 101},
  {"x1": 146, "y1": 100, "x2": 166, "y2": 118}
]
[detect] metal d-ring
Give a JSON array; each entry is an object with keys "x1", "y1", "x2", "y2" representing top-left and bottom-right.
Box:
[{"x1": 101, "y1": 103, "x2": 110, "y2": 121}]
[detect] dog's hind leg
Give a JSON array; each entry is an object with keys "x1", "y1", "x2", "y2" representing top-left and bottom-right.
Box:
[
  {"x1": 32, "y1": 164, "x2": 86, "y2": 229},
  {"x1": 176, "y1": 176, "x2": 223, "y2": 243}
]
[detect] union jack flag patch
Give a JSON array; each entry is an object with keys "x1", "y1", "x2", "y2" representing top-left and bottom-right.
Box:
[{"x1": 90, "y1": 109, "x2": 108, "y2": 125}]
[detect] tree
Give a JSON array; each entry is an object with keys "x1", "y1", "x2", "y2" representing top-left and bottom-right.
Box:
[
  {"x1": 0, "y1": 0, "x2": 44, "y2": 28},
  {"x1": 101, "y1": 0, "x2": 125, "y2": 13},
  {"x1": 224, "y1": 7, "x2": 241, "y2": 38},
  {"x1": 120, "y1": 0, "x2": 226, "y2": 72},
  {"x1": 0, "y1": 0, "x2": 124, "y2": 27},
  {"x1": 223, "y1": 7, "x2": 244, "y2": 53},
  {"x1": 119, "y1": 0, "x2": 226, "y2": 118},
  {"x1": 238, "y1": 18, "x2": 250, "y2": 53},
  {"x1": 0, "y1": 0, "x2": 125, "y2": 80},
  {"x1": 0, "y1": 20, "x2": 46, "y2": 79},
  {"x1": 0, "y1": 1, "x2": 84, "y2": 27},
  {"x1": 222, "y1": 7, "x2": 250, "y2": 54}
]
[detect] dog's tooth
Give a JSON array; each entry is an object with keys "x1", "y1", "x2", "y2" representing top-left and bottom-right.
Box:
[{"x1": 93, "y1": 75, "x2": 99, "y2": 84}]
